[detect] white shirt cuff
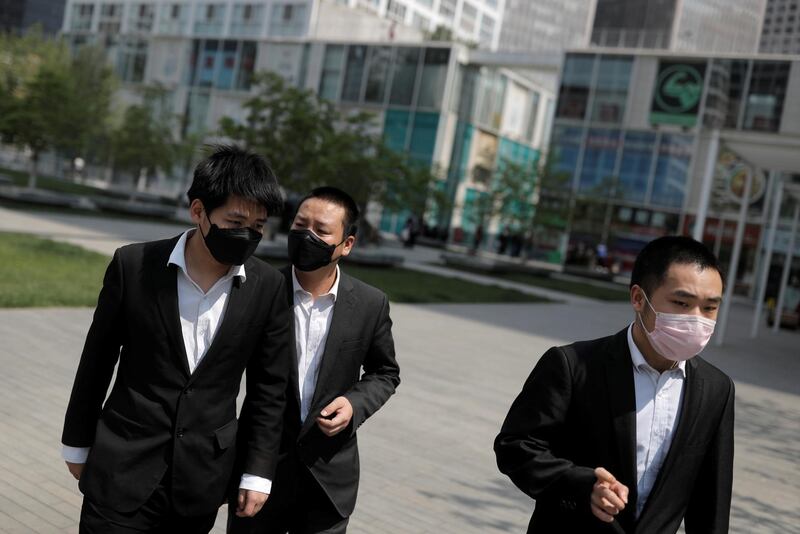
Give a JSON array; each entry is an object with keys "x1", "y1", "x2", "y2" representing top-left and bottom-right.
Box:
[
  {"x1": 62, "y1": 445, "x2": 90, "y2": 464},
  {"x1": 239, "y1": 473, "x2": 272, "y2": 494}
]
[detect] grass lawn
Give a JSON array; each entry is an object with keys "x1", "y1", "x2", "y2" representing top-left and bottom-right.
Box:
[
  {"x1": 443, "y1": 264, "x2": 630, "y2": 301},
  {"x1": 0, "y1": 232, "x2": 108, "y2": 307},
  {"x1": 260, "y1": 257, "x2": 551, "y2": 304},
  {"x1": 1, "y1": 166, "x2": 105, "y2": 196}
]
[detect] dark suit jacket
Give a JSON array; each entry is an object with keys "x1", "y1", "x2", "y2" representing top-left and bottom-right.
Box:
[
  {"x1": 494, "y1": 328, "x2": 734, "y2": 534},
  {"x1": 62, "y1": 236, "x2": 291, "y2": 516},
  {"x1": 240, "y1": 265, "x2": 400, "y2": 518}
]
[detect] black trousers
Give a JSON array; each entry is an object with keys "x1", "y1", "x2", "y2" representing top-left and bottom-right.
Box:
[
  {"x1": 79, "y1": 473, "x2": 218, "y2": 534},
  {"x1": 228, "y1": 463, "x2": 348, "y2": 534}
]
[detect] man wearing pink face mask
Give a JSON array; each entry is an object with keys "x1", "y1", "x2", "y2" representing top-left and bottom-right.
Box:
[{"x1": 495, "y1": 236, "x2": 734, "y2": 533}]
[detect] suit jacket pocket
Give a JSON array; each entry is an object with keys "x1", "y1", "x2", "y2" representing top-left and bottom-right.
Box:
[
  {"x1": 215, "y1": 419, "x2": 238, "y2": 450},
  {"x1": 102, "y1": 408, "x2": 146, "y2": 440}
]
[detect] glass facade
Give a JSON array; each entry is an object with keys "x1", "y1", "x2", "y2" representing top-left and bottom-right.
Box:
[
  {"x1": 743, "y1": 61, "x2": 790, "y2": 132},
  {"x1": 578, "y1": 128, "x2": 621, "y2": 195},
  {"x1": 651, "y1": 133, "x2": 692, "y2": 209},
  {"x1": 617, "y1": 131, "x2": 655, "y2": 203},
  {"x1": 545, "y1": 125, "x2": 582, "y2": 192},
  {"x1": 187, "y1": 39, "x2": 257, "y2": 91},
  {"x1": 389, "y1": 47, "x2": 421, "y2": 106},
  {"x1": 556, "y1": 54, "x2": 594, "y2": 120},
  {"x1": 591, "y1": 56, "x2": 632, "y2": 124},
  {"x1": 319, "y1": 45, "x2": 345, "y2": 101}
]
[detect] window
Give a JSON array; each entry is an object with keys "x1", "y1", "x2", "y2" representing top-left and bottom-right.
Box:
[
  {"x1": 342, "y1": 45, "x2": 368, "y2": 102},
  {"x1": 365, "y1": 46, "x2": 392, "y2": 104},
  {"x1": 232, "y1": 3, "x2": 264, "y2": 36},
  {"x1": 743, "y1": 61, "x2": 790, "y2": 132},
  {"x1": 130, "y1": 3, "x2": 155, "y2": 33},
  {"x1": 387, "y1": 0, "x2": 406, "y2": 22},
  {"x1": 525, "y1": 92, "x2": 540, "y2": 142},
  {"x1": 704, "y1": 59, "x2": 748, "y2": 129},
  {"x1": 460, "y1": 3, "x2": 477, "y2": 34},
  {"x1": 618, "y1": 131, "x2": 655, "y2": 202},
  {"x1": 389, "y1": 47, "x2": 422, "y2": 106},
  {"x1": 269, "y1": 3, "x2": 307, "y2": 36},
  {"x1": 99, "y1": 3, "x2": 123, "y2": 34},
  {"x1": 409, "y1": 112, "x2": 439, "y2": 165},
  {"x1": 194, "y1": 3, "x2": 226, "y2": 36},
  {"x1": 578, "y1": 129, "x2": 620, "y2": 195},
  {"x1": 590, "y1": 56, "x2": 632, "y2": 124},
  {"x1": 545, "y1": 125, "x2": 583, "y2": 192},
  {"x1": 319, "y1": 45, "x2": 345, "y2": 101},
  {"x1": 439, "y1": 0, "x2": 455, "y2": 19},
  {"x1": 651, "y1": 133, "x2": 692, "y2": 209},
  {"x1": 187, "y1": 39, "x2": 258, "y2": 90},
  {"x1": 117, "y1": 37, "x2": 148, "y2": 82},
  {"x1": 417, "y1": 47, "x2": 450, "y2": 109},
  {"x1": 479, "y1": 15, "x2": 495, "y2": 47},
  {"x1": 556, "y1": 54, "x2": 594, "y2": 120},
  {"x1": 70, "y1": 3, "x2": 94, "y2": 31},
  {"x1": 412, "y1": 13, "x2": 430, "y2": 30},
  {"x1": 160, "y1": 3, "x2": 187, "y2": 34}
]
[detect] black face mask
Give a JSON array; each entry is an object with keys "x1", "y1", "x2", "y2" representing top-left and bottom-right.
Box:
[
  {"x1": 288, "y1": 229, "x2": 346, "y2": 272},
  {"x1": 201, "y1": 212, "x2": 262, "y2": 266}
]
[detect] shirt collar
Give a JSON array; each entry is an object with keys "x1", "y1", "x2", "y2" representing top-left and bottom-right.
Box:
[
  {"x1": 292, "y1": 264, "x2": 340, "y2": 302},
  {"x1": 627, "y1": 323, "x2": 686, "y2": 377},
  {"x1": 167, "y1": 229, "x2": 247, "y2": 282}
]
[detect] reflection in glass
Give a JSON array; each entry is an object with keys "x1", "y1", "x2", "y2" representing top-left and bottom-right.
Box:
[
  {"x1": 744, "y1": 61, "x2": 789, "y2": 132},
  {"x1": 618, "y1": 131, "x2": 655, "y2": 202},
  {"x1": 651, "y1": 133, "x2": 693, "y2": 209},
  {"x1": 591, "y1": 56, "x2": 632, "y2": 123},
  {"x1": 557, "y1": 54, "x2": 595, "y2": 120},
  {"x1": 365, "y1": 47, "x2": 392, "y2": 104},
  {"x1": 579, "y1": 129, "x2": 620, "y2": 195},
  {"x1": 319, "y1": 45, "x2": 344, "y2": 101},
  {"x1": 390, "y1": 47, "x2": 422, "y2": 106},
  {"x1": 342, "y1": 46, "x2": 367, "y2": 102},
  {"x1": 417, "y1": 48, "x2": 450, "y2": 109},
  {"x1": 546, "y1": 124, "x2": 583, "y2": 191}
]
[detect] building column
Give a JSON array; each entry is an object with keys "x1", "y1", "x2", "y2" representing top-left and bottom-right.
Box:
[
  {"x1": 693, "y1": 129, "x2": 719, "y2": 242},
  {"x1": 751, "y1": 177, "x2": 783, "y2": 338},
  {"x1": 773, "y1": 200, "x2": 800, "y2": 333},
  {"x1": 715, "y1": 167, "x2": 752, "y2": 346}
]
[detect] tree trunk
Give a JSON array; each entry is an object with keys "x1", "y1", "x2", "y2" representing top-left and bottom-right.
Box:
[{"x1": 27, "y1": 152, "x2": 38, "y2": 190}]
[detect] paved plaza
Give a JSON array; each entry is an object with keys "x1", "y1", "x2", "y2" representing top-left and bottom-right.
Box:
[{"x1": 0, "y1": 207, "x2": 798, "y2": 533}]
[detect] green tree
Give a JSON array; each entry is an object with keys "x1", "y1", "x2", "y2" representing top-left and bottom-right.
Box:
[
  {"x1": 0, "y1": 30, "x2": 71, "y2": 188},
  {"x1": 111, "y1": 85, "x2": 176, "y2": 196},
  {"x1": 220, "y1": 72, "x2": 446, "y2": 238},
  {"x1": 468, "y1": 158, "x2": 538, "y2": 240}
]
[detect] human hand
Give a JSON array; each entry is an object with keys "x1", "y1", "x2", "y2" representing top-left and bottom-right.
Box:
[{"x1": 316, "y1": 396, "x2": 353, "y2": 437}]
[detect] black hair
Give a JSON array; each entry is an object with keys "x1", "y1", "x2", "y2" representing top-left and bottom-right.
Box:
[
  {"x1": 187, "y1": 145, "x2": 283, "y2": 216},
  {"x1": 297, "y1": 186, "x2": 360, "y2": 237},
  {"x1": 631, "y1": 235, "x2": 725, "y2": 295}
]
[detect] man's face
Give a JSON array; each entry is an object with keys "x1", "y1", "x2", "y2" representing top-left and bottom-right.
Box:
[
  {"x1": 632, "y1": 263, "x2": 724, "y2": 332},
  {"x1": 291, "y1": 197, "x2": 354, "y2": 259},
  {"x1": 191, "y1": 194, "x2": 267, "y2": 235}
]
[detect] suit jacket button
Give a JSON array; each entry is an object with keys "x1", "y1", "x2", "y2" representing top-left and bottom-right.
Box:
[{"x1": 177, "y1": 428, "x2": 185, "y2": 438}]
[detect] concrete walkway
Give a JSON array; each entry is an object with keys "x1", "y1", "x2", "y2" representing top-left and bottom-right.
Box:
[{"x1": 0, "y1": 206, "x2": 797, "y2": 532}]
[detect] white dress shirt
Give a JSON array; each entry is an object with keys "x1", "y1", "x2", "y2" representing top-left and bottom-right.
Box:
[
  {"x1": 292, "y1": 266, "x2": 340, "y2": 423},
  {"x1": 627, "y1": 324, "x2": 686, "y2": 518},
  {"x1": 63, "y1": 230, "x2": 271, "y2": 494}
]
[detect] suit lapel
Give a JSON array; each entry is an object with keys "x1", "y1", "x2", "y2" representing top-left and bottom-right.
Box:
[
  {"x1": 154, "y1": 238, "x2": 191, "y2": 379},
  {"x1": 187, "y1": 264, "x2": 257, "y2": 384},
  {"x1": 604, "y1": 329, "x2": 639, "y2": 519},
  {"x1": 637, "y1": 358, "x2": 705, "y2": 522},
  {"x1": 300, "y1": 273, "x2": 357, "y2": 435}
]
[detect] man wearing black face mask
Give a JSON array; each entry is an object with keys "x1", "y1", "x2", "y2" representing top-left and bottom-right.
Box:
[
  {"x1": 61, "y1": 145, "x2": 292, "y2": 532},
  {"x1": 229, "y1": 186, "x2": 400, "y2": 534}
]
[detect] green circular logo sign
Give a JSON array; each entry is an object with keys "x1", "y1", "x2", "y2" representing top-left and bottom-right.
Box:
[{"x1": 654, "y1": 64, "x2": 703, "y2": 114}]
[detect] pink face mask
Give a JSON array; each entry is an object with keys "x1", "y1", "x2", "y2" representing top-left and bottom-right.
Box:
[{"x1": 638, "y1": 291, "x2": 716, "y2": 362}]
